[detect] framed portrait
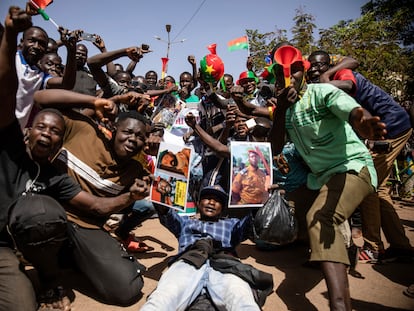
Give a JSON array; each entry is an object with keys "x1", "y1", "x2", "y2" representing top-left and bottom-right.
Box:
[
  {"x1": 229, "y1": 141, "x2": 273, "y2": 208},
  {"x1": 151, "y1": 141, "x2": 193, "y2": 211}
]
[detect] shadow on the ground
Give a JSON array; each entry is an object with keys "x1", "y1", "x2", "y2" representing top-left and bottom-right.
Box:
[
  {"x1": 372, "y1": 261, "x2": 413, "y2": 287},
  {"x1": 401, "y1": 219, "x2": 414, "y2": 231},
  {"x1": 237, "y1": 242, "x2": 324, "y2": 311},
  {"x1": 351, "y1": 295, "x2": 412, "y2": 311}
]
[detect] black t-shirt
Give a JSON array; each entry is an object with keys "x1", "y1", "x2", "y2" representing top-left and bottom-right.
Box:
[
  {"x1": 72, "y1": 68, "x2": 98, "y2": 96},
  {"x1": 0, "y1": 120, "x2": 82, "y2": 237}
]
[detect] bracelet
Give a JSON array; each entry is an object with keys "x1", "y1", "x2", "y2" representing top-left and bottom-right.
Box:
[{"x1": 268, "y1": 106, "x2": 275, "y2": 121}]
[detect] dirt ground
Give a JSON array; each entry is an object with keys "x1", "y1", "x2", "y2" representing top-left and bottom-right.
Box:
[{"x1": 56, "y1": 201, "x2": 414, "y2": 311}]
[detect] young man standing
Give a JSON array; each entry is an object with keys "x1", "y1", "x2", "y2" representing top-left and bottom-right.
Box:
[{"x1": 270, "y1": 45, "x2": 386, "y2": 310}]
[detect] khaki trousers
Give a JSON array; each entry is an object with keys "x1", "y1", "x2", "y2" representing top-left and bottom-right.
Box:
[
  {"x1": 307, "y1": 167, "x2": 373, "y2": 265},
  {"x1": 360, "y1": 129, "x2": 413, "y2": 251}
]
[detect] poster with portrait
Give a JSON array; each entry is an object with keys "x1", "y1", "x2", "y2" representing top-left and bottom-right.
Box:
[
  {"x1": 229, "y1": 141, "x2": 273, "y2": 208},
  {"x1": 151, "y1": 141, "x2": 193, "y2": 211}
]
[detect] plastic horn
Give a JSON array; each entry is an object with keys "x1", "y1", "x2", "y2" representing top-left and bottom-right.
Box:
[
  {"x1": 161, "y1": 57, "x2": 169, "y2": 80},
  {"x1": 274, "y1": 46, "x2": 300, "y2": 88}
]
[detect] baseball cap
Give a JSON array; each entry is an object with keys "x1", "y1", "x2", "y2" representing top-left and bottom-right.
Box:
[
  {"x1": 199, "y1": 185, "x2": 228, "y2": 206},
  {"x1": 237, "y1": 71, "x2": 259, "y2": 85}
]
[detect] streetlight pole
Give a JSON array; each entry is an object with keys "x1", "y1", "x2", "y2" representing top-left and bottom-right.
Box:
[
  {"x1": 154, "y1": 24, "x2": 186, "y2": 75},
  {"x1": 166, "y1": 24, "x2": 171, "y2": 60}
]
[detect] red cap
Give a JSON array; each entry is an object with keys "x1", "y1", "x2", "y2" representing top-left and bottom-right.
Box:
[{"x1": 237, "y1": 71, "x2": 259, "y2": 85}]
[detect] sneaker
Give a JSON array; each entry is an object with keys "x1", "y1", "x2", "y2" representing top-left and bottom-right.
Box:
[
  {"x1": 380, "y1": 247, "x2": 414, "y2": 263},
  {"x1": 37, "y1": 286, "x2": 71, "y2": 311},
  {"x1": 358, "y1": 247, "x2": 381, "y2": 264}
]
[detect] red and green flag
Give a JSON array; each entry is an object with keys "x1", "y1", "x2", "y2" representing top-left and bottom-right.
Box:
[
  {"x1": 29, "y1": 0, "x2": 57, "y2": 25},
  {"x1": 227, "y1": 36, "x2": 248, "y2": 52},
  {"x1": 30, "y1": 0, "x2": 53, "y2": 9},
  {"x1": 200, "y1": 43, "x2": 225, "y2": 84}
]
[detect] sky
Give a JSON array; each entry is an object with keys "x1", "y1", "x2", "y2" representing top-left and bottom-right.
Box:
[{"x1": 0, "y1": 0, "x2": 367, "y2": 80}]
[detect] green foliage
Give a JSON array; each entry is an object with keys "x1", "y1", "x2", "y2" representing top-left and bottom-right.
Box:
[
  {"x1": 245, "y1": 0, "x2": 413, "y2": 100},
  {"x1": 361, "y1": 0, "x2": 414, "y2": 46},
  {"x1": 246, "y1": 28, "x2": 287, "y2": 73},
  {"x1": 291, "y1": 6, "x2": 316, "y2": 55},
  {"x1": 318, "y1": 11, "x2": 412, "y2": 100}
]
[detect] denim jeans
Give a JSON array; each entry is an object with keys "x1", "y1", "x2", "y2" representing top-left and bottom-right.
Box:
[{"x1": 141, "y1": 259, "x2": 260, "y2": 311}]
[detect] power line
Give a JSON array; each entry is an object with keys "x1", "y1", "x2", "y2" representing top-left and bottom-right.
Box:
[{"x1": 172, "y1": 0, "x2": 207, "y2": 42}]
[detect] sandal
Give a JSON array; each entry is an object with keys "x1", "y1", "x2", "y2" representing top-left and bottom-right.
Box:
[{"x1": 123, "y1": 234, "x2": 152, "y2": 253}]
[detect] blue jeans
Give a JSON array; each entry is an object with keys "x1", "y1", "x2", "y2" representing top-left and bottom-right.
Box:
[{"x1": 141, "y1": 259, "x2": 260, "y2": 311}]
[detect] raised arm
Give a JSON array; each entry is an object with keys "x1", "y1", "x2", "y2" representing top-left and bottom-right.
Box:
[
  {"x1": 185, "y1": 112, "x2": 230, "y2": 158},
  {"x1": 188, "y1": 55, "x2": 198, "y2": 90},
  {"x1": 231, "y1": 84, "x2": 270, "y2": 118},
  {"x1": 319, "y1": 56, "x2": 359, "y2": 83},
  {"x1": 45, "y1": 27, "x2": 77, "y2": 89},
  {"x1": 349, "y1": 106, "x2": 387, "y2": 140},
  {"x1": 34, "y1": 88, "x2": 119, "y2": 122},
  {"x1": 0, "y1": 6, "x2": 32, "y2": 130},
  {"x1": 87, "y1": 46, "x2": 144, "y2": 89},
  {"x1": 269, "y1": 87, "x2": 297, "y2": 154}
]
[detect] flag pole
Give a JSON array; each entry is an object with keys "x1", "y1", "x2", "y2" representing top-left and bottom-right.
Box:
[{"x1": 246, "y1": 34, "x2": 250, "y2": 56}]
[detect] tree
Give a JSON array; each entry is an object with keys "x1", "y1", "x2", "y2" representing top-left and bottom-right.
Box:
[
  {"x1": 291, "y1": 6, "x2": 316, "y2": 56},
  {"x1": 318, "y1": 11, "x2": 412, "y2": 100},
  {"x1": 246, "y1": 28, "x2": 288, "y2": 74},
  {"x1": 361, "y1": 0, "x2": 414, "y2": 47}
]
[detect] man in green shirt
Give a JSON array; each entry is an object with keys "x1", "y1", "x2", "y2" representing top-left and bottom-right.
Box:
[{"x1": 270, "y1": 45, "x2": 386, "y2": 311}]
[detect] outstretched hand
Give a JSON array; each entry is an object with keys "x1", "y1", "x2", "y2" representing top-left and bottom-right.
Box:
[
  {"x1": 126, "y1": 47, "x2": 143, "y2": 62},
  {"x1": 58, "y1": 27, "x2": 79, "y2": 50},
  {"x1": 349, "y1": 107, "x2": 387, "y2": 140},
  {"x1": 93, "y1": 35, "x2": 106, "y2": 51},
  {"x1": 5, "y1": 6, "x2": 32, "y2": 33},
  {"x1": 94, "y1": 98, "x2": 118, "y2": 123}
]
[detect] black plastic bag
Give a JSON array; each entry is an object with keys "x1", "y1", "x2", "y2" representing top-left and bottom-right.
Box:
[{"x1": 253, "y1": 190, "x2": 298, "y2": 245}]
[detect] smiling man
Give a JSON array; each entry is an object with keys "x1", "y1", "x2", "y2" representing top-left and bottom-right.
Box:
[
  {"x1": 142, "y1": 185, "x2": 273, "y2": 311},
  {"x1": 0, "y1": 6, "x2": 148, "y2": 310}
]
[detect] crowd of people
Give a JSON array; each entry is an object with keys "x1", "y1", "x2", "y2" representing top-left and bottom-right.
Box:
[{"x1": 0, "y1": 4, "x2": 413, "y2": 311}]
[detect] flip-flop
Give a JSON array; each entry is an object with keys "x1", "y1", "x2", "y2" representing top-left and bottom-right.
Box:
[
  {"x1": 122, "y1": 235, "x2": 152, "y2": 253},
  {"x1": 126, "y1": 240, "x2": 151, "y2": 253}
]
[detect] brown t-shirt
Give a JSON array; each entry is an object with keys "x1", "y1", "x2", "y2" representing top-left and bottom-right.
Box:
[{"x1": 53, "y1": 111, "x2": 148, "y2": 228}]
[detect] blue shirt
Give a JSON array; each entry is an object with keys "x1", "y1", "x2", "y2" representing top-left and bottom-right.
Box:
[
  {"x1": 273, "y1": 142, "x2": 309, "y2": 193},
  {"x1": 159, "y1": 208, "x2": 252, "y2": 255},
  {"x1": 353, "y1": 72, "x2": 411, "y2": 138}
]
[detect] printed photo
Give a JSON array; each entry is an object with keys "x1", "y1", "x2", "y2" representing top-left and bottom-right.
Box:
[
  {"x1": 229, "y1": 141, "x2": 273, "y2": 208},
  {"x1": 151, "y1": 141, "x2": 193, "y2": 211}
]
